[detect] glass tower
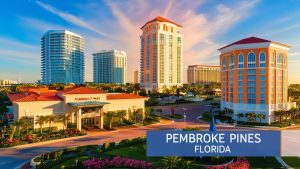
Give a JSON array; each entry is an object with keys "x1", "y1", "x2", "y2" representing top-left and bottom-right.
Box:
[
  {"x1": 41, "y1": 30, "x2": 85, "y2": 84},
  {"x1": 93, "y1": 50, "x2": 127, "y2": 84}
]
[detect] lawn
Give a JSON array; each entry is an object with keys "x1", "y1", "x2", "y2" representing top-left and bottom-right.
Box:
[
  {"x1": 47, "y1": 142, "x2": 284, "y2": 169},
  {"x1": 282, "y1": 157, "x2": 300, "y2": 168}
]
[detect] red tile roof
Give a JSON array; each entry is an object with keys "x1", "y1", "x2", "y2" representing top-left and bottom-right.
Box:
[
  {"x1": 58, "y1": 87, "x2": 106, "y2": 95},
  {"x1": 107, "y1": 93, "x2": 147, "y2": 100},
  {"x1": 141, "y1": 16, "x2": 182, "y2": 29},
  {"x1": 219, "y1": 37, "x2": 290, "y2": 50},
  {"x1": 8, "y1": 92, "x2": 63, "y2": 102}
]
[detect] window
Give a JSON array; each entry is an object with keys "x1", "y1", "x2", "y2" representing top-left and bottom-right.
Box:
[
  {"x1": 248, "y1": 87, "x2": 256, "y2": 92},
  {"x1": 259, "y1": 52, "x2": 266, "y2": 67},
  {"x1": 277, "y1": 54, "x2": 283, "y2": 68},
  {"x1": 247, "y1": 69, "x2": 255, "y2": 75},
  {"x1": 238, "y1": 54, "x2": 244, "y2": 68},
  {"x1": 260, "y1": 76, "x2": 265, "y2": 81},
  {"x1": 229, "y1": 55, "x2": 234, "y2": 69},
  {"x1": 247, "y1": 52, "x2": 256, "y2": 68},
  {"x1": 247, "y1": 81, "x2": 256, "y2": 87},
  {"x1": 260, "y1": 88, "x2": 265, "y2": 93},
  {"x1": 248, "y1": 75, "x2": 256, "y2": 81},
  {"x1": 222, "y1": 57, "x2": 226, "y2": 69},
  {"x1": 260, "y1": 69, "x2": 266, "y2": 75}
]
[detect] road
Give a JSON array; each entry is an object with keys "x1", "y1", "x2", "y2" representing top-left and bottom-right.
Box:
[{"x1": 0, "y1": 103, "x2": 299, "y2": 169}]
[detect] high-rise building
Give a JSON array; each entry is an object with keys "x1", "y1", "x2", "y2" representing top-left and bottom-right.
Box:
[
  {"x1": 140, "y1": 16, "x2": 183, "y2": 91},
  {"x1": 219, "y1": 37, "x2": 294, "y2": 124},
  {"x1": 134, "y1": 70, "x2": 139, "y2": 84},
  {"x1": 93, "y1": 50, "x2": 127, "y2": 84},
  {"x1": 187, "y1": 65, "x2": 220, "y2": 84},
  {"x1": 41, "y1": 30, "x2": 84, "y2": 84}
]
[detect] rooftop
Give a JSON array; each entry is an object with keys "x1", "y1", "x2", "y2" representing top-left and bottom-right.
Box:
[
  {"x1": 57, "y1": 86, "x2": 106, "y2": 95},
  {"x1": 141, "y1": 16, "x2": 182, "y2": 29},
  {"x1": 107, "y1": 93, "x2": 147, "y2": 100},
  {"x1": 8, "y1": 92, "x2": 63, "y2": 102},
  {"x1": 219, "y1": 37, "x2": 290, "y2": 50}
]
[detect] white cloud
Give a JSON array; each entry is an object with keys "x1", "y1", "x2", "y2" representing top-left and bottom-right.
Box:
[
  {"x1": 36, "y1": 1, "x2": 110, "y2": 38},
  {"x1": 26, "y1": 0, "x2": 260, "y2": 83}
]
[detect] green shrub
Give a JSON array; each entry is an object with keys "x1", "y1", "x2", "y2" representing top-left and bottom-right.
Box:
[
  {"x1": 109, "y1": 142, "x2": 115, "y2": 148},
  {"x1": 77, "y1": 146, "x2": 87, "y2": 155},
  {"x1": 50, "y1": 150, "x2": 64, "y2": 160},
  {"x1": 86, "y1": 144, "x2": 98, "y2": 150},
  {"x1": 102, "y1": 142, "x2": 110, "y2": 150},
  {"x1": 63, "y1": 147, "x2": 77, "y2": 155}
]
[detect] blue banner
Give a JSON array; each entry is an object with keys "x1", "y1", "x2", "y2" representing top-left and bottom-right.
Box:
[{"x1": 147, "y1": 130, "x2": 280, "y2": 156}]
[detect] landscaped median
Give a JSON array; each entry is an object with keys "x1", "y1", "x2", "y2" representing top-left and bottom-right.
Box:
[
  {"x1": 0, "y1": 129, "x2": 86, "y2": 148},
  {"x1": 25, "y1": 132, "x2": 284, "y2": 169}
]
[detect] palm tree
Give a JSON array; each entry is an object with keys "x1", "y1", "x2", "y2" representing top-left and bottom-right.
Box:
[
  {"x1": 180, "y1": 160, "x2": 199, "y2": 169},
  {"x1": 56, "y1": 115, "x2": 70, "y2": 130},
  {"x1": 289, "y1": 107, "x2": 298, "y2": 121},
  {"x1": 10, "y1": 121, "x2": 20, "y2": 137},
  {"x1": 46, "y1": 115, "x2": 57, "y2": 131},
  {"x1": 104, "y1": 111, "x2": 116, "y2": 129},
  {"x1": 19, "y1": 117, "x2": 32, "y2": 135},
  {"x1": 257, "y1": 114, "x2": 266, "y2": 123},
  {"x1": 160, "y1": 156, "x2": 182, "y2": 169},
  {"x1": 237, "y1": 113, "x2": 244, "y2": 120},
  {"x1": 145, "y1": 107, "x2": 153, "y2": 120},
  {"x1": 35, "y1": 116, "x2": 47, "y2": 134}
]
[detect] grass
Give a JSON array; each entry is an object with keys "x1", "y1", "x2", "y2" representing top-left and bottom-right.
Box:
[
  {"x1": 246, "y1": 157, "x2": 282, "y2": 169},
  {"x1": 48, "y1": 142, "x2": 284, "y2": 169},
  {"x1": 282, "y1": 157, "x2": 300, "y2": 168},
  {"x1": 164, "y1": 113, "x2": 184, "y2": 119}
]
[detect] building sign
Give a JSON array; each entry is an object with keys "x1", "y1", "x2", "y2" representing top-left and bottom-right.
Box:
[
  {"x1": 74, "y1": 97, "x2": 101, "y2": 102},
  {"x1": 147, "y1": 130, "x2": 281, "y2": 156}
]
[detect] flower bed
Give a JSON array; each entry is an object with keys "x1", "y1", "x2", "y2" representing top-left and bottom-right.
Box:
[
  {"x1": 82, "y1": 156, "x2": 152, "y2": 169},
  {"x1": 206, "y1": 158, "x2": 250, "y2": 169},
  {"x1": 0, "y1": 129, "x2": 86, "y2": 148}
]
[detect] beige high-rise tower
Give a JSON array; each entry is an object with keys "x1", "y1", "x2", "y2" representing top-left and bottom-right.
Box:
[{"x1": 140, "y1": 16, "x2": 183, "y2": 91}]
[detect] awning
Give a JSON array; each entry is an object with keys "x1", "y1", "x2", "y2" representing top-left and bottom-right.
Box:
[{"x1": 68, "y1": 101, "x2": 109, "y2": 108}]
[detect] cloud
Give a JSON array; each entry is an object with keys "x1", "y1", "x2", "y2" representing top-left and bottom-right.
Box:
[
  {"x1": 29, "y1": 0, "x2": 260, "y2": 83},
  {"x1": 36, "y1": 1, "x2": 110, "y2": 38}
]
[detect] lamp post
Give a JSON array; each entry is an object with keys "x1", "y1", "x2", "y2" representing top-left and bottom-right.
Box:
[{"x1": 182, "y1": 108, "x2": 187, "y2": 128}]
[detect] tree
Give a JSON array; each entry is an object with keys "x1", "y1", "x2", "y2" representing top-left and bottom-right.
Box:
[
  {"x1": 36, "y1": 116, "x2": 47, "y2": 134},
  {"x1": 160, "y1": 156, "x2": 182, "y2": 169},
  {"x1": 145, "y1": 107, "x2": 153, "y2": 120},
  {"x1": 19, "y1": 117, "x2": 32, "y2": 135},
  {"x1": 257, "y1": 114, "x2": 266, "y2": 123},
  {"x1": 46, "y1": 115, "x2": 57, "y2": 131},
  {"x1": 132, "y1": 108, "x2": 143, "y2": 123},
  {"x1": 180, "y1": 160, "x2": 199, "y2": 169},
  {"x1": 56, "y1": 115, "x2": 70, "y2": 130},
  {"x1": 104, "y1": 111, "x2": 116, "y2": 130},
  {"x1": 237, "y1": 113, "x2": 244, "y2": 120}
]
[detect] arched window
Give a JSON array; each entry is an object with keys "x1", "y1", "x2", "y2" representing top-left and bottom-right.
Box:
[
  {"x1": 277, "y1": 54, "x2": 283, "y2": 68},
  {"x1": 222, "y1": 57, "x2": 226, "y2": 69},
  {"x1": 247, "y1": 52, "x2": 256, "y2": 68},
  {"x1": 259, "y1": 52, "x2": 266, "y2": 67},
  {"x1": 238, "y1": 54, "x2": 244, "y2": 68},
  {"x1": 229, "y1": 55, "x2": 234, "y2": 69}
]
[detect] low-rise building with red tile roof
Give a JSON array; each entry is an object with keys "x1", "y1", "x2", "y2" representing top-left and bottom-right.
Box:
[{"x1": 8, "y1": 87, "x2": 147, "y2": 131}]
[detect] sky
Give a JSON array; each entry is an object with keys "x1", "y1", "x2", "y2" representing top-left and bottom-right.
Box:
[{"x1": 0, "y1": 0, "x2": 300, "y2": 84}]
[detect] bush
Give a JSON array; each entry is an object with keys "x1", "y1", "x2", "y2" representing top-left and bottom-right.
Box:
[
  {"x1": 63, "y1": 147, "x2": 77, "y2": 155},
  {"x1": 102, "y1": 142, "x2": 110, "y2": 150},
  {"x1": 50, "y1": 150, "x2": 64, "y2": 160}
]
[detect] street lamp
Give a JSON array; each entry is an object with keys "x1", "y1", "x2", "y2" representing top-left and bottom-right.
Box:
[{"x1": 182, "y1": 108, "x2": 187, "y2": 128}]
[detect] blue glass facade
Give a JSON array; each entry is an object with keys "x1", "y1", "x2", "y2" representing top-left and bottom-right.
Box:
[
  {"x1": 41, "y1": 30, "x2": 84, "y2": 84},
  {"x1": 93, "y1": 50, "x2": 127, "y2": 84}
]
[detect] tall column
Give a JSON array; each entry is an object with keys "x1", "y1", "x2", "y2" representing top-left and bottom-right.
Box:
[
  {"x1": 76, "y1": 108, "x2": 82, "y2": 131},
  {"x1": 98, "y1": 107, "x2": 104, "y2": 129}
]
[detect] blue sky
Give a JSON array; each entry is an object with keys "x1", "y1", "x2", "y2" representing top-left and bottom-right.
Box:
[{"x1": 0, "y1": 0, "x2": 300, "y2": 83}]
